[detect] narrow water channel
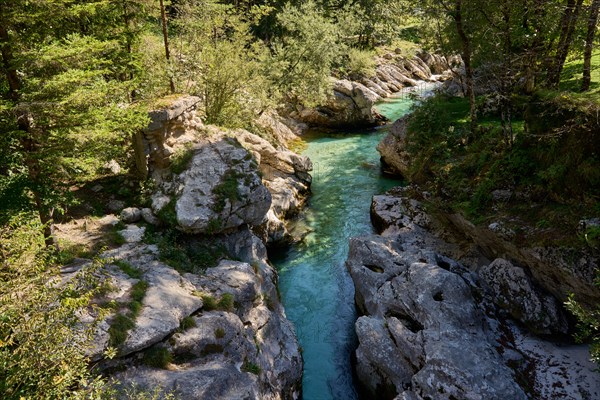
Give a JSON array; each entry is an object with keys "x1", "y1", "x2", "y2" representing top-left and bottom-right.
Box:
[{"x1": 271, "y1": 96, "x2": 414, "y2": 399}]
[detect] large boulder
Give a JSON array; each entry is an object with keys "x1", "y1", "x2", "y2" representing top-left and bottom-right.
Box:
[
  {"x1": 116, "y1": 258, "x2": 303, "y2": 400},
  {"x1": 347, "y1": 236, "x2": 526, "y2": 400},
  {"x1": 479, "y1": 258, "x2": 568, "y2": 335},
  {"x1": 377, "y1": 116, "x2": 411, "y2": 178},
  {"x1": 78, "y1": 243, "x2": 204, "y2": 360},
  {"x1": 295, "y1": 79, "x2": 385, "y2": 128},
  {"x1": 151, "y1": 136, "x2": 272, "y2": 235}
]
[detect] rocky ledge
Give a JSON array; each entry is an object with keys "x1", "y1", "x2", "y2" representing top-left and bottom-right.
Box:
[
  {"x1": 292, "y1": 51, "x2": 456, "y2": 129},
  {"x1": 346, "y1": 187, "x2": 600, "y2": 399},
  {"x1": 143, "y1": 96, "x2": 312, "y2": 244}
]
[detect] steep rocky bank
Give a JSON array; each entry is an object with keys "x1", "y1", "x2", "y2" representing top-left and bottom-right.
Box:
[
  {"x1": 60, "y1": 96, "x2": 310, "y2": 398},
  {"x1": 346, "y1": 187, "x2": 600, "y2": 399},
  {"x1": 290, "y1": 51, "x2": 455, "y2": 129}
]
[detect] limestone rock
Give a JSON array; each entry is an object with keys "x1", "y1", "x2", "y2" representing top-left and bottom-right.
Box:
[
  {"x1": 103, "y1": 159, "x2": 121, "y2": 175},
  {"x1": 120, "y1": 207, "x2": 142, "y2": 223},
  {"x1": 118, "y1": 224, "x2": 145, "y2": 243},
  {"x1": 479, "y1": 258, "x2": 568, "y2": 335},
  {"x1": 377, "y1": 117, "x2": 411, "y2": 178},
  {"x1": 140, "y1": 207, "x2": 160, "y2": 226},
  {"x1": 347, "y1": 237, "x2": 526, "y2": 399},
  {"x1": 152, "y1": 136, "x2": 271, "y2": 235},
  {"x1": 107, "y1": 199, "x2": 125, "y2": 213},
  {"x1": 236, "y1": 130, "x2": 312, "y2": 243}
]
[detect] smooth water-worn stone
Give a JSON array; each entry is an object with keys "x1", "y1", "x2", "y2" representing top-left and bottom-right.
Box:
[{"x1": 120, "y1": 207, "x2": 141, "y2": 223}]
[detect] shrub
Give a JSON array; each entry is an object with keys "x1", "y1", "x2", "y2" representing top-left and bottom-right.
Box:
[
  {"x1": 218, "y1": 293, "x2": 235, "y2": 311},
  {"x1": 343, "y1": 48, "x2": 376, "y2": 78},
  {"x1": 0, "y1": 214, "x2": 111, "y2": 399},
  {"x1": 142, "y1": 347, "x2": 172, "y2": 369},
  {"x1": 113, "y1": 259, "x2": 142, "y2": 279},
  {"x1": 215, "y1": 327, "x2": 226, "y2": 339},
  {"x1": 242, "y1": 360, "x2": 261, "y2": 375},
  {"x1": 179, "y1": 316, "x2": 196, "y2": 331},
  {"x1": 169, "y1": 146, "x2": 194, "y2": 175}
]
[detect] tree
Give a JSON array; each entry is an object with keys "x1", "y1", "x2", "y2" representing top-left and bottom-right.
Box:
[
  {"x1": 547, "y1": 0, "x2": 585, "y2": 87},
  {"x1": 0, "y1": 0, "x2": 148, "y2": 247},
  {"x1": 581, "y1": 0, "x2": 600, "y2": 91}
]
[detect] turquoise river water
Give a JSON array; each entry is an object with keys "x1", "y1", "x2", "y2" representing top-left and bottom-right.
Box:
[{"x1": 271, "y1": 95, "x2": 414, "y2": 400}]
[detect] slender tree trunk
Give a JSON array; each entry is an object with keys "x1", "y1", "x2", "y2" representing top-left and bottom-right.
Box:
[
  {"x1": 548, "y1": 0, "x2": 584, "y2": 87},
  {"x1": 1, "y1": 15, "x2": 56, "y2": 248},
  {"x1": 159, "y1": 0, "x2": 175, "y2": 94},
  {"x1": 452, "y1": 0, "x2": 477, "y2": 132},
  {"x1": 582, "y1": 0, "x2": 600, "y2": 91}
]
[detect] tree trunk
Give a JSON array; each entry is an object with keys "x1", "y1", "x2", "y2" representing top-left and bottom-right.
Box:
[
  {"x1": 548, "y1": 0, "x2": 584, "y2": 88},
  {"x1": 453, "y1": 0, "x2": 477, "y2": 132},
  {"x1": 159, "y1": 0, "x2": 175, "y2": 94},
  {"x1": 581, "y1": 0, "x2": 600, "y2": 91}
]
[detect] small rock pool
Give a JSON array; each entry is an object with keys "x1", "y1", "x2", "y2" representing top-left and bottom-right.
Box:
[{"x1": 270, "y1": 94, "x2": 415, "y2": 399}]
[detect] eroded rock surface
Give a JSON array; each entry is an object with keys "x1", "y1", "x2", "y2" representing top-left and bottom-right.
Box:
[
  {"x1": 151, "y1": 136, "x2": 271, "y2": 235},
  {"x1": 236, "y1": 130, "x2": 312, "y2": 243},
  {"x1": 479, "y1": 258, "x2": 568, "y2": 335},
  {"x1": 376, "y1": 117, "x2": 411, "y2": 178},
  {"x1": 346, "y1": 188, "x2": 600, "y2": 399}
]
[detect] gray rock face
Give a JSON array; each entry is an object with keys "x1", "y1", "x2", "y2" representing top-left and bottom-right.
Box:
[
  {"x1": 115, "y1": 257, "x2": 302, "y2": 400},
  {"x1": 236, "y1": 130, "x2": 312, "y2": 243},
  {"x1": 79, "y1": 243, "x2": 203, "y2": 360},
  {"x1": 347, "y1": 236, "x2": 526, "y2": 400},
  {"x1": 152, "y1": 136, "x2": 272, "y2": 235},
  {"x1": 351, "y1": 188, "x2": 600, "y2": 399},
  {"x1": 296, "y1": 79, "x2": 384, "y2": 128},
  {"x1": 377, "y1": 117, "x2": 411, "y2": 178},
  {"x1": 479, "y1": 258, "x2": 568, "y2": 335}
]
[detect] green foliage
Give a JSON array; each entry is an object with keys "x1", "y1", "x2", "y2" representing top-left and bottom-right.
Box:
[
  {"x1": 200, "y1": 293, "x2": 234, "y2": 311},
  {"x1": 108, "y1": 279, "x2": 148, "y2": 348},
  {"x1": 218, "y1": 293, "x2": 235, "y2": 311},
  {"x1": 114, "y1": 260, "x2": 143, "y2": 279},
  {"x1": 214, "y1": 327, "x2": 226, "y2": 339},
  {"x1": 405, "y1": 93, "x2": 599, "y2": 219},
  {"x1": 142, "y1": 347, "x2": 173, "y2": 369},
  {"x1": 268, "y1": 1, "x2": 339, "y2": 107},
  {"x1": 108, "y1": 314, "x2": 136, "y2": 348},
  {"x1": 565, "y1": 290, "x2": 600, "y2": 365},
  {"x1": 242, "y1": 360, "x2": 261, "y2": 375},
  {"x1": 170, "y1": 146, "x2": 195, "y2": 175},
  {"x1": 131, "y1": 281, "x2": 149, "y2": 304},
  {"x1": 0, "y1": 214, "x2": 110, "y2": 399},
  {"x1": 179, "y1": 316, "x2": 197, "y2": 331},
  {"x1": 340, "y1": 48, "x2": 377, "y2": 78},
  {"x1": 156, "y1": 199, "x2": 178, "y2": 227},
  {"x1": 201, "y1": 294, "x2": 218, "y2": 311},
  {"x1": 213, "y1": 170, "x2": 242, "y2": 212},
  {"x1": 143, "y1": 227, "x2": 229, "y2": 273}
]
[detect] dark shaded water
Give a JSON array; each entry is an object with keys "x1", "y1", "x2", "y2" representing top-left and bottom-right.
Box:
[{"x1": 271, "y1": 97, "x2": 413, "y2": 399}]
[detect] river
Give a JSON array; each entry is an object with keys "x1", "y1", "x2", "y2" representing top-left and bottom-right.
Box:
[{"x1": 270, "y1": 94, "x2": 415, "y2": 400}]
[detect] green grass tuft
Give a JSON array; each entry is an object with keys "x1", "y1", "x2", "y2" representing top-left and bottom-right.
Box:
[{"x1": 142, "y1": 347, "x2": 173, "y2": 369}]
